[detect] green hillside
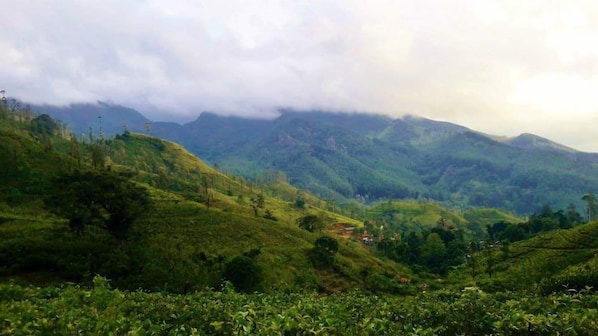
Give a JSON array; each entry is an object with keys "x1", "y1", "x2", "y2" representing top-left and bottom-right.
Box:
[
  {"x1": 0, "y1": 106, "x2": 413, "y2": 294},
  {"x1": 364, "y1": 200, "x2": 522, "y2": 237},
  {"x1": 448, "y1": 221, "x2": 598, "y2": 293}
]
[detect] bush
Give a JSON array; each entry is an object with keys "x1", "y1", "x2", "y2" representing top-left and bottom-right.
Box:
[
  {"x1": 223, "y1": 256, "x2": 263, "y2": 293},
  {"x1": 310, "y1": 236, "x2": 339, "y2": 267}
]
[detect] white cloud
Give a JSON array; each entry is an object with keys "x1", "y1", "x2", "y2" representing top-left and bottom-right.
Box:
[{"x1": 1, "y1": 0, "x2": 597, "y2": 151}]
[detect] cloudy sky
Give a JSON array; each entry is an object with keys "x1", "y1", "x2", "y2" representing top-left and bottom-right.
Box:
[{"x1": 2, "y1": 1, "x2": 598, "y2": 151}]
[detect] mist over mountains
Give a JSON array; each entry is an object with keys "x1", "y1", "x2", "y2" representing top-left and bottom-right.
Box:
[{"x1": 33, "y1": 101, "x2": 598, "y2": 214}]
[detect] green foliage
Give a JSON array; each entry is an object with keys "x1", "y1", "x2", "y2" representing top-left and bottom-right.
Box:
[
  {"x1": 223, "y1": 256, "x2": 264, "y2": 293},
  {"x1": 451, "y1": 221, "x2": 598, "y2": 293},
  {"x1": 0, "y1": 112, "x2": 72, "y2": 204},
  {"x1": 2, "y1": 279, "x2": 598, "y2": 335},
  {"x1": 314, "y1": 236, "x2": 339, "y2": 255},
  {"x1": 485, "y1": 204, "x2": 585, "y2": 244},
  {"x1": 0, "y1": 107, "x2": 392, "y2": 294},
  {"x1": 30, "y1": 114, "x2": 59, "y2": 137},
  {"x1": 296, "y1": 214, "x2": 323, "y2": 232},
  {"x1": 249, "y1": 194, "x2": 265, "y2": 216},
  {"x1": 262, "y1": 209, "x2": 278, "y2": 221},
  {"x1": 311, "y1": 236, "x2": 339, "y2": 267},
  {"x1": 539, "y1": 257, "x2": 598, "y2": 295},
  {"x1": 45, "y1": 170, "x2": 150, "y2": 243},
  {"x1": 419, "y1": 233, "x2": 447, "y2": 272},
  {"x1": 582, "y1": 193, "x2": 597, "y2": 222},
  {"x1": 294, "y1": 193, "x2": 306, "y2": 208}
]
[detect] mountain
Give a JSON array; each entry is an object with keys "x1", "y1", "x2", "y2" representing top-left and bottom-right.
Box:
[
  {"x1": 34, "y1": 102, "x2": 598, "y2": 214},
  {"x1": 31, "y1": 101, "x2": 151, "y2": 136},
  {"x1": 379, "y1": 115, "x2": 470, "y2": 145},
  {"x1": 1, "y1": 105, "x2": 415, "y2": 294},
  {"x1": 504, "y1": 133, "x2": 579, "y2": 153}
]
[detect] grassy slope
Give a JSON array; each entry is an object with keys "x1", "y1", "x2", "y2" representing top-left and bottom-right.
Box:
[
  {"x1": 448, "y1": 221, "x2": 598, "y2": 292},
  {"x1": 106, "y1": 133, "x2": 362, "y2": 226},
  {"x1": 366, "y1": 200, "x2": 522, "y2": 237},
  {"x1": 0, "y1": 115, "x2": 408, "y2": 293},
  {"x1": 499, "y1": 221, "x2": 598, "y2": 284},
  {"x1": 105, "y1": 133, "x2": 405, "y2": 291}
]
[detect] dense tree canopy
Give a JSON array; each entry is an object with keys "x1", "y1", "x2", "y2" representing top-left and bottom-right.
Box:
[
  {"x1": 223, "y1": 255, "x2": 263, "y2": 293},
  {"x1": 296, "y1": 214, "x2": 324, "y2": 232},
  {"x1": 45, "y1": 170, "x2": 150, "y2": 244}
]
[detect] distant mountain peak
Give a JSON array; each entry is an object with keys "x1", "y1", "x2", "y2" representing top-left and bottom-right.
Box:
[
  {"x1": 96, "y1": 100, "x2": 119, "y2": 107},
  {"x1": 506, "y1": 133, "x2": 578, "y2": 153}
]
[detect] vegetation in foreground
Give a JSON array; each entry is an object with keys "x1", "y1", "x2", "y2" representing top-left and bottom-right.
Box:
[{"x1": 2, "y1": 276, "x2": 598, "y2": 335}]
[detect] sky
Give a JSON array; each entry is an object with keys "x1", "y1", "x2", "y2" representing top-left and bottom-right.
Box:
[{"x1": 2, "y1": 1, "x2": 598, "y2": 151}]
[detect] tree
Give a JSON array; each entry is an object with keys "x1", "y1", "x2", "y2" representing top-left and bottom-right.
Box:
[
  {"x1": 46, "y1": 170, "x2": 150, "y2": 245},
  {"x1": 582, "y1": 194, "x2": 597, "y2": 222},
  {"x1": 200, "y1": 175, "x2": 214, "y2": 209},
  {"x1": 296, "y1": 214, "x2": 323, "y2": 232},
  {"x1": 89, "y1": 142, "x2": 106, "y2": 170},
  {"x1": 314, "y1": 236, "x2": 338, "y2": 255},
  {"x1": 465, "y1": 253, "x2": 477, "y2": 278},
  {"x1": 256, "y1": 193, "x2": 265, "y2": 208},
  {"x1": 30, "y1": 114, "x2": 59, "y2": 136},
  {"x1": 499, "y1": 223, "x2": 527, "y2": 242},
  {"x1": 223, "y1": 256, "x2": 263, "y2": 293},
  {"x1": 419, "y1": 233, "x2": 447, "y2": 272},
  {"x1": 483, "y1": 243, "x2": 495, "y2": 277},
  {"x1": 404, "y1": 231, "x2": 423, "y2": 263},
  {"x1": 294, "y1": 191, "x2": 306, "y2": 208},
  {"x1": 376, "y1": 238, "x2": 409, "y2": 263},
  {"x1": 263, "y1": 209, "x2": 278, "y2": 221},
  {"x1": 311, "y1": 236, "x2": 339, "y2": 266},
  {"x1": 68, "y1": 135, "x2": 83, "y2": 170},
  {"x1": 566, "y1": 203, "x2": 584, "y2": 225},
  {"x1": 487, "y1": 221, "x2": 508, "y2": 241},
  {"x1": 250, "y1": 193, "x2": 265, "y2": 217}
]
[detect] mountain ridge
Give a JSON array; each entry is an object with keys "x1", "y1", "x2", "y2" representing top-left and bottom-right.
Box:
[
  {"x1": 30, "y1": 101, "x2": 591, "y2": 153},
  {"x1": 29, "y1": 101, "x2": 598, "y2": 214}
]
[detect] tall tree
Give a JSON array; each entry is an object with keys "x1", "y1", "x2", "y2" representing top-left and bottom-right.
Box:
[
  {"x1": 89, "y1": 142, "x2": 106, "y2": 170},
  {"x1": 250, "y1": 193, "x2": 265, "y2": 217},
  {"x1": 582, "y1": 194, "x2": 597, "y2": 222},
  {"x1": 419, "y1": 233, "x2": 447, "y2": 272},
  {"x1": 200, "y1": 175, "x2": 214, "y2": 209}
]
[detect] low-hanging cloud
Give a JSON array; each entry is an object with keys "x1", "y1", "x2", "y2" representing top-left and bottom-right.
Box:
[{"x1": 2, "y1": 0, "x2": 598, "y2": 151}]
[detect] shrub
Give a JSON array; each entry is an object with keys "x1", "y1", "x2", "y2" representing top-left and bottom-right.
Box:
[{"x1": 223, "y1": 256, "x2": 263, "y2": 293}]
